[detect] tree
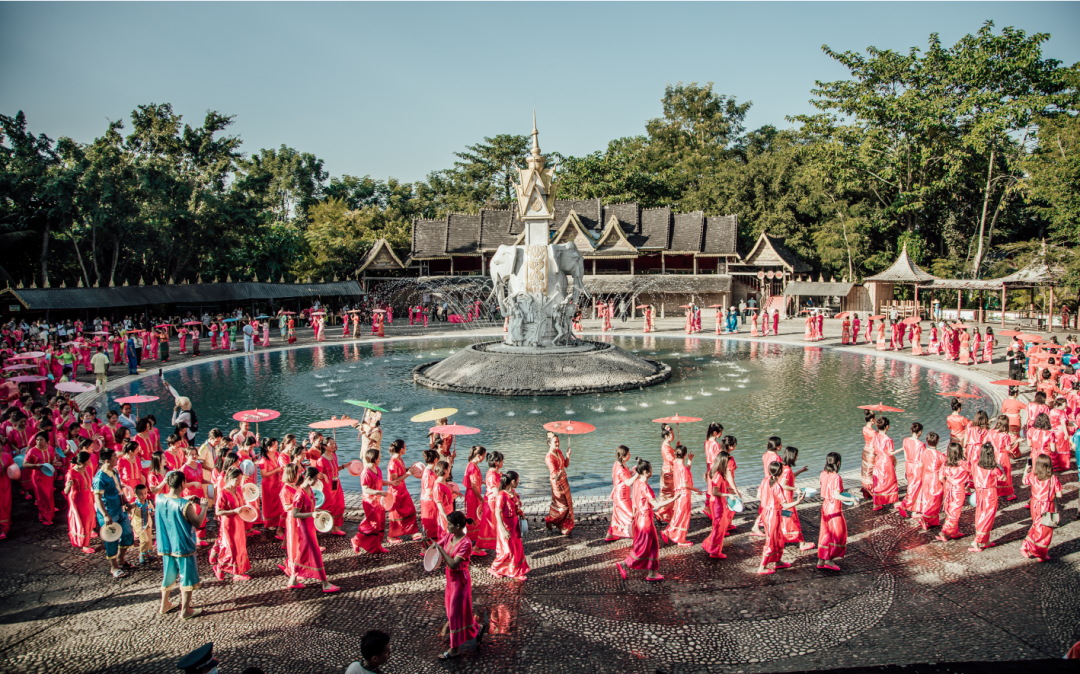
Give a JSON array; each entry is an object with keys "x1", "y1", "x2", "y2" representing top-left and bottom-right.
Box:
[
  {"x1": 294, "y1": 198, "x2": 410, "y2": 280},
  {"x1": 236, "y1": 145, "x2": 327, "y2": 227},
  {"x1": 554, "y1": 136, "x2": 678, "y2": 207},
  {"x1": 452, "y1": 134, "x2": 530, "y2": 206},
  {"x1": 0, "y1": 111, "x2": 61, "y2": 285}
]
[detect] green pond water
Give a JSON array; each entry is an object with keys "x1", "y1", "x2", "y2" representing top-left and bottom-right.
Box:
[{"x1": 112, "y1": 334, "x2": 993, "y2": 499}]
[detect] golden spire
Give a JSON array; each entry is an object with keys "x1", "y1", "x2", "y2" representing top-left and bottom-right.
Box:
[{"x1": 528, "y1": 108, "x2": 544, "y2": 170}]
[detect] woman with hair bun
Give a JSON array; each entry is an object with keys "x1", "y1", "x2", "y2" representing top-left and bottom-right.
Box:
[
  {"x1": 917, "y1": 433, "x2": 946, "y2": 530},
  {"x1": 351, "y1": 448, "x2": 389, "y2": 555},
  {"x1": 543, "y1": 431, "x2": 574, "y2": 535},
  {"x1": 615, "y1": 459, "x2": 677, "y2": 582},
  {"x1": 606, "y1": 446, "x2": 636, "y2": 541},
  {"x1": 490, "y1": 471, "x2": 529, "y2": 581},
  {"x1": 900, "y1": 423, "x2": 926, "y2": 515},
  {"x1": 702, "y1": 451, "x2": 737, "y2": 559},
  {"x1": 757, "y1": 461, "x2": 804, "y2": 575},
  {"x1": 386, "y1": 439, "x2": 421, "y2": 543},
  {"x1": 779, "y1": 446, "x2": 814, "y2": 551},
  {"x1": 1021, "y1": 455, "x2": 1062, "y2": 562},
  {"x1": 462, "y1": 445, "x2": 492, "y2": 555},
  {"x1": 969, "y1": 442, "x2": 1004, "y2": 553},
  {"x1": 936, "y1": 441, "x2": 971, "y2": 542},
  {"x1": 435, "y1": 510, "x2": 485, "y2": 660},
  {"x1": 817, "y1": 452, "x2": 847, "y2": 570},
  {"x1": 860, "y1": 411, "x2": 876, "y2": 499},
  {"x1": 946, "y1": 399, "x2": 971, "y2": 442},
  {"x1": 871, "y1": 417, "x2": 902, "y2": 512}
]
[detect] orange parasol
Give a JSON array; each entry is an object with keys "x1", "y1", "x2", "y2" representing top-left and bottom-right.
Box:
[
  {"x1": 902, "y1": 317, "x2": 921, "y2": 325},
  {"x1": 542, "y1": 420, "x2": 595, "y2": 453},
  {"x1": 835, "y1": 312, "x2": 850, "y2": 319},
  {"x1": 857, "y1": 403, "x2": 904, "y2": 413},
  {"x1": 868, "y1": 315, "x2": 885, "y2": 320},
  {"x1": 998, "y1": 329, "x2": 1023, "y2": 337},
  {"x1": 938, "y1": 391, "x2": 979, "y2": 399},
  {"x1": 652, "y1": 414, "x2": 703, "y2": 442},
  {"x1": 1019, "y1": 334, "x2": 1045, "y2": 343},
  {"x1": 708, "y1": 304, "x2": 724, "y2": 309},
  {"x1": 990, "y1": 379, "x2": 1026, "y2": 387}
]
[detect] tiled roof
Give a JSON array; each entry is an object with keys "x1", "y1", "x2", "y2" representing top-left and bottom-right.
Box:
[
  {"x1": 670, "y1": 212, "x2": 704, "y2": 252},
  {"x1": 701, "y1": 215, "x2": 738, "y2": 256},
  {"x1": 446, "y1": 213, "x2": 480, "y2": 254},
  {"x1": 864, "y1": 244, "x2": 937, "y2": 283},
  {"x1": 603, "y1": 203, "x2": 641, "y2": 235},
  {"x1": 412, "y1": 218, "x2": 448, "y2": 257},
  {"x1": 479, "y1": 209, "x2": 514, "y2": 250},
  {"x1": 639, "y1": 207, "x2": 672, "y2": 249},
  {"x1": 583, "y1": 274, "x2": 732, "y2": 294}
]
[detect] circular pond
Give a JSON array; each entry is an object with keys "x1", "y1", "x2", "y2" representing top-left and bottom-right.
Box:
[{"x1": 112, "y1": 334, "x2": 994, "y2": 499}]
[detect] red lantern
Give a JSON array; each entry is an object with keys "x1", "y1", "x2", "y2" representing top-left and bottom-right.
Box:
[
  {"x1": 757, "y1": 271, "x2": 765, "y2": 280},
  {"x1": 766, "y1": 271, "x2": 775, "y2": 279}
]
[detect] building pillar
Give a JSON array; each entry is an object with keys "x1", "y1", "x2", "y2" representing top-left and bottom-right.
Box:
[
  {"x1": 661, "y1": 254, "x2": 665, "y2": 274},
  {"x1": 1001, "y1": 286, "x2": 1006, "y2": 327},
  {"x1": 592, "y1": 259, "x2": 596, "y2": 275},
  {"x1": 693, "y1": 257, "x2": 698, "y2": 274},
  {"x1": 1048, "y1": 285, "x2": 1054, "y2": 332},
  {"x1": 630, "y1": 258, "x2": 634, "y2": 276}
]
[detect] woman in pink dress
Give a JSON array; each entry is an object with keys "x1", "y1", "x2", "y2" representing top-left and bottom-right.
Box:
[
  {"x1": 778, "y1": 446, "x2": 814, "y2": 550},
  {"x1": 664, "y1": 444, "x2": 696, "y2": 547},
  {"x1": 351, "y1": 448, "x2": 389, "y2": 555},
  {"x1": 702, "y1": 450, "x2": 737, "y2": 558},
  {"x1": 543, "y1": 431, "x2": 574, "y2": 535},
  {"x1": 757, "y1": 461, "x2": 804, "y2": 575},
  {"x1": 963, "y1": 411, "x2": 991, "y2": 465},
  {"x1": 751, "y1": 310, "x2": 760, "y2": 337},
  {"x1": 490, "y1": 470, "x2": 530, "y2": 581},
  {"x1": 986, "y1": 416, "x2": 1018, "y2": 501},
  {"x1": 841, "y1": 316, "x2": 851, "y2": 344},
  {"x1": 771, "y1": 308, "x2": 779, "y2": 336},
  {"x1": 615, "y1": 460, "x2": 676, "y2": 582},
  {"x1": 482, "y1": 451, "x2": 503, "y2": 546},
  {"x1": 116, "y1": 440, "x2": 143, "y2": 500},
  {"x1": 385, "y1": 439, "x2": 420, "y2": 543},
  {"x1": 209, "y1": 322, "x2": 219, "y2": 350},
  {"x1": 971, "y1": 328, "x2": 982, "y2": 364},
  {"x1": 871, "y1": 417, "x2": 901, "y2": 511},
  {"x1": 936, "y1": 442, "x2": 970, "y2": 541},
  {"x1": 916, "y1": 433, "x2": 945, "y2": 529},
  {"x1": 655, "y1": 426, "x2": 677, "y2": 524},
  {"x1": 983, "y1": 327, "x2": 995, "y2": 363},
  {"x1": 419, "y1": 449, "x2": 440, "y2": 546},
  {"x1": 23, "y1": 432, "x2": 57, "y2": 525},
  {"x1": 860, "y1": 411, "x2": 876, "y2": 499},
  {"x1": 946, "y1": 399, "x2": 971, "y2": 443},
  {"x1": 958, "y1": 330, "x2": 972, "y2": 365},
  {"x1": 257, "y1": 438, "x2": 285, "y2": 539},
  {"x1": 817, "y1": 452, "x2": 847, "y2": 570},
  {"x1": 178, "y1": 327, "x2": 188, "y2": 353},
  {"x1": 462, "y1": 445, "x2": 492, "y2": 555},
  {"x1": 282, "y1": 465, "x2": 338, "y2": 592},
  {"x1": 702, "y1": 423, "x2": 723, "y2": 518},
  {"x1": 750, "y1": 436, "x2": 783, "y2": 536},
  {"x1": 816, "y1": 311, "x2": 824, "y2": 341},
  {"x1": 314, "y1": 440, "x2": 346, "y2": 536},
  {"x1": 900, "y1": 423, "x2": 926, "y2": 514},
  {"x1": 213, "y1": 467, "x2": 252, "y2": 581},
  {"x1": 63, "y1": 450, "x2": 96, "y2": 554},
  {"x1": 435, "y1": 511, "x2": 482, "y2": 659},
  {"x1": 262, "y1": 320, "x2": 270, "y2": 346},
  {"x1": 969, "y1": 442, "x2": 1003, "y2": 552},
  {"x1": 1021, "y1": 455, "x2": 1062, "y2": 562},
  {"x1": 606, "y1": 445, "x2": 635, "y2": 541},
  {"x1": 1027, "y1": 412, "x2": 1054, "y2": 469},
  {"x1": 851, "y1": 314, "x2": 861, "y2": 344},
  {"x1": 803, "y1": 314, "x2": 813, "y2": 341},
  {"x1": 432, "y1": 460, "x2": 455, "y2": 540},
  {"x1": 910, "y1": 322, "x2": 923, "y2": 355},
  {"x1": 876, "y1": 319, "x2": 887, "y2": 350}
]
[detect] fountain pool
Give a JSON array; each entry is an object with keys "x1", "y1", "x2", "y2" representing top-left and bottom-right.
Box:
[{"x1": 111, "y1": 334, "x2": 994, "y2": 500}]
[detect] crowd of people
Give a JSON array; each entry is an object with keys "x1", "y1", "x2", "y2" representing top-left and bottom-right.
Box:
[{"x1": 1, "y1": 305, "x2": 1079, "y2": 666}]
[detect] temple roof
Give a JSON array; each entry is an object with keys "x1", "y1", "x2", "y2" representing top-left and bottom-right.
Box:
[
  {"x1": 864, "y1": 244, "x2": 938, "y2": 283},
  {"x1": 741, "y1": 232, "x2": 812, "y2": 273}
]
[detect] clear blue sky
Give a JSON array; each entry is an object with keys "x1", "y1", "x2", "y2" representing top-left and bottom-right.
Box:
[{"x1": 2, "y1": 2, "x2": 1078, "y2": 183}]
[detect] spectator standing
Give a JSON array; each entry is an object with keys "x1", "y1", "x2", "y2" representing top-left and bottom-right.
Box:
[
  {"x1": 90, "y1": 346, "x2": 110, "y2": 393},
  {"x1": 739, "y1": 299, "x2": 747, "y2": 325},
  {"x1": 345, "y1": 630, "x2": 392, "y2": 673}
]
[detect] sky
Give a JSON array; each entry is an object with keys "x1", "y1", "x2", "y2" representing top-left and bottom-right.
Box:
[{"x1": 2, "y1": 2, "x2": 1079, "y2": 183}]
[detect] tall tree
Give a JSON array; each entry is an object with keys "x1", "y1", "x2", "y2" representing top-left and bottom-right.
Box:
[{"x1": 452, "y1": 134, "x2": 530, "y2": 206}]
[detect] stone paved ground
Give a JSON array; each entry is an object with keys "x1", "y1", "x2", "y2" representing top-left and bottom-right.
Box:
[{"x1": 2, "y1": 315, "x2": 1078, "y2": 673}]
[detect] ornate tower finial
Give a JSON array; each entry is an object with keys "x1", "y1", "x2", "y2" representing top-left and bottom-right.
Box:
[{"x1": 531, "y1": 108, "x2": 540, "y2": 158}]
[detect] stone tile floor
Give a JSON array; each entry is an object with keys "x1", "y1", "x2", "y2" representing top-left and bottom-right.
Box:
[{"x1": 0, "y1": 471, "x2": 1077, "y2": 673}]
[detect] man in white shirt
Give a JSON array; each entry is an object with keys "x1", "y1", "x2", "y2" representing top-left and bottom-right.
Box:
[
  {"x1": 242, "y1": 322, "x2": 254, "y2": 352},
  {"x1": 90, "y1": 346, "x2": 111, "y2": 392}
]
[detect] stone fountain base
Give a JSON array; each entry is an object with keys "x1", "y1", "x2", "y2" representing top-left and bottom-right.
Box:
[{"x1": 413, "y1": 340, "x2": 671, "y2": 396}]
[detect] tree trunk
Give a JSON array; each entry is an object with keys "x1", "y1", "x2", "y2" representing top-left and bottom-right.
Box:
[
  {"x1": 972, "y1": 147, "x2": 995, "y2": 279},
  {"x1": 90, "y1": 219, "x2": 101, "y2": 285},
  {"x1": 69, "y1": 222, "x2": 91, "y2": 287},
  {"x1": 109, "y1": 242, "x2": 119, "y2": 287},
  {"x1": 39, "y1": 222, "x2": 50, "y2": 287}
]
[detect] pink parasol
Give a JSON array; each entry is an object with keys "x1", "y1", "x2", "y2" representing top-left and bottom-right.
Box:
[
  {"x1": 902, "y1": 317, "x2": 921, "y2": 325},
  {"x1": 155, "y1": 324, "x2": 171, "y2": 329},
  {"x1": 1018, "y1": 334, "x2": 1045, "y2": 343},
  {"x1": 2, "y1": 364, "x2": 36, "y2": 371},
  {"x1": 308, "y1": 417, "x2": 355, "y2": 439},
  {"x1": 183, "y1": 321, "x2": 202, "y2": 326},
  {"x1": 990, "y1": 379, "x2": 1026, "y2": 387},
  {"x1": 116, "y1": 394, "x2": 160, "y2": 416},
  {"x1": 9, "y1": 352, "x2": 45, "y2": 360},
  {"x1": 56, "y1": 382, "x2": 96, "y2": 393},
  {"x1": 835, "y1": 312, "x2": 850, "y2": 319},
  {"x1": 939, "y1": 391, "x2": 979, "y2": 399},
  {"x1": 429, "y1": 424, "x2": 480, "y2": 436},
  {"x1": 233, "y1": 408, "x2": 281, "y2": 434},
  {"x1": 10, "y1": 375, "x2": 47, "y2": 383},
  {"x1": 708, "y1": 304, "x2": 724, "y2": 309},
  {"x1": 543, "y1": 420, "x2": 595, "y2": 453},
  {"x1": 997, "y1": 329, "x2": 1023, "y2": 337}
]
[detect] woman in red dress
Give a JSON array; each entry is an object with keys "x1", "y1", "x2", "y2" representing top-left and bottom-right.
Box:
[
  {"x1": 311, "y1": 441, "x2": 345, "y2": 536},
  {"x1": 702, "y1": 451, "x2": 738, "y2": 559},
  {"x1": 63, "y1": 450, "x2": 96, "y2": 553},
  {"x1": 900, "y1": 423, "x2": 926, "y2": 514},
  {"x1": 435, "y1": 511, "x2": 483, "y2": 660},
  {"x1": 543, "y1": 431, "x2": 574, "y2": 535},
  {"x1": 958, "y1": 330, "x2": 972, "y2": 365},
  {"x1": 916, "y1": 432, "x2": 945, "y2": 529},
  {"x1": 860, "y1": 411, "x2": 876, "y2": 499},
  {"x1": 779, "y1": 446, "x2": 814, "y2": 550},
  {"x1": 490, "y1": 470, "x2": 530, "y2": 581},
  {"x1": 751, "y1": 436, "x2": 783, "y2": 536},
  {"x1": 1024, "y1": 392, "x2": 1050, "y2": 433},
  {"x1": 936, "y1": 442, "x2": 971, "y2": 541},
  {"x1": 1027, "y1": 413, "x2": 1054, "y2": 466},
  {"x1": 606, "y1": 445, "x2": 635, "y2": 541},
  {"x1": 462, "y1": 445, "x2": 492, "y2": 555},
  {"x1": 876, "y1": 319, "x2": 888, "y2": 351},
  {"x1": 983, "y1": 327, "x2": 995, "y2": 363},
  {"x1": 702, "y1": 423, "x2": 723, "y2": 518},
  {"x1": 963, "y1": 411, "x2": 991, "y2": 465},
  {"x1": 282, "y1": 466, "x2": 339, "y2": 592},
  {"x1": 871, "y1": 418, "x2": 902, "y2": 512},
  {"x1": 615, "y1": 460, "x2": 676, "y2": 581},
  {"x1": 22, "y1": 432, "x2": 58, "y2": 525},
  {"x1": 757, "y1": 461, "x2": 804, "y2": 575},
  {"x1": 655, "y1": 426, "x2": 677, "y2": 524},
  {"x1": 817, "y1": 452, "x2": 847, "y2": 570},
  {"x1": 664, "y1": 444, "x2": 696, "y2": 547},
  {"x1": 257, "y1": 437, "x2": 285, "y2": 539},
  {"x1": 385, "y1": 439, "x2": 420, "y2": 543},
  {"x1": 969, "y1": 442, "x2": 1004, "y2": 552},
  {"x1": 116, "y1": 441, "x2": 143, "y2": 500},
  {"x1": 910, "y1": 321, "x2": 923, "y2": 355},
  {"x1": 482, "y1": 451, "x2": 504, "y2": 546},
  {"x1": 351, "y1": 448, "x2": 389, "y2": 555},
  {"x1": 1021, "y1": 455, "x2": 1062, "y2": 562},
  {"x1": 213, "y1": 467, "x2": 251, "y2": 581},
  {"x1": 432, "y1": 460, "x2": 455, "y2": 540},
  {"x1": 971, "y1": 327, "x2": 982, "y2": 364}
]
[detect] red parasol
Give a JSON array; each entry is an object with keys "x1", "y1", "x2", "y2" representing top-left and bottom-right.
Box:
[
  {"x1": 678, "y1": 304, "x2": 693, "y2": 309},
  {"x1": 55, "y1": 382, "x2": 96, "y2": 393},
  {"x1": 951, "y1": 323, "x2": 969, "y2": 330},
  {"x1": 997, "y1": 329, "x2": 1023, "y2": 337},
  {"x1": 280, "y1": 311, "x2": 296, "y2": 315},
  {"x1": 857, "y1": 403, "x2": 905, "y2": 412},
  {"x1": 9, "y1": 352, "x2": 45, "y2": 360},
  {"x1": 652, "y1": 414, "x2": 702, "y2": 442},
  {"x1": 990, "y1": 379, "x2": 1026, "y2": 387},
  {"x1": 902, "y1": 317, "x2": 921, "y2": 325},
  {"x1": 116, "y1": 394, "x2": 160, "y2": 416},
  {"x1": 635, "y1": 305, "x2": 650, "y2": 309},
  {"x1": 155, "y1": 324, "x2": 171, "y2": 329},
  {"x1": 183, "y1": 321, "x2": 202, "y2": 326},
  {"x1": 10, "y1": 375, "x2": 47, "y2": 383},
  {"x1": 311, "y1": 311, "x2": 327, "y2": 315},
  {"x1": 1019, "y1": 334, "x2": 1045, "y2": 343},
  {"x1": 429, "y1": 424, "x2": 480, "y2": 436},
  {"x1": 543, "y1": 420, "x2": 595, "y2": 452},
  {"x1": 835, "y1": 312, "x2": 850, "y2": 320},
  {"x1": 708, "y1": 304, "x2": 724, "y2": 309},
  {"x1": 868, "y1": 315, "x2": 885, "y2": 320},
  {"x1": 90, "y1": 331, "x2": 110, "y2": 335},
  {"x1": 939, "y1": 391, "x2": 979, "y2": 399}
]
